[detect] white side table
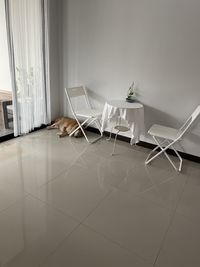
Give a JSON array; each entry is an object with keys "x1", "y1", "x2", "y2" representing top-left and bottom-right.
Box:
[{"x1": 101, "y1": 100, "x2": 144, "y2": 146}]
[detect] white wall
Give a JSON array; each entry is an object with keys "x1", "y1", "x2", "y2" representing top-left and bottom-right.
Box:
[
  {"x1": 61, "y1": 0, "x2": 200, "y2": 157},
  {"x1": 0, "y1": 0, "x2": 11, "y2": 91}
]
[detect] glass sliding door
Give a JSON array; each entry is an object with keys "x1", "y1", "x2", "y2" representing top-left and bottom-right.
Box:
[
  {"x1": 0, "y1": 0, "x2": 13, "y2": 139},
  {"x1": 0, "y1": 0, "x2": 50, "y2": 140},
  {"x1": 5, "y1": 0, "x2": 51, "y2": 137}
]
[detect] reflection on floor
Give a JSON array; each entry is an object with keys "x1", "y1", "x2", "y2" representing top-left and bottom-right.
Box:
[{"x1": 0, "y1": 129, "x2": 200, "y2": 267}]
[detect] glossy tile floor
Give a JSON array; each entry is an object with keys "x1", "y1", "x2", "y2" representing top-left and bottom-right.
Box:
[{"x1": 0, "y1": 129, "x2": 200, "y2": 266}]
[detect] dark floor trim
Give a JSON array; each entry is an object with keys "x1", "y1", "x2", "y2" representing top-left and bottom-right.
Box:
[
  {"x1": 0, "y1": 124, "x2": 47, "y2": 143},
  {"x1": 1, "y1": 125, "x2": 199, "y2": 163},
  {"x1": 87, "y1": 126, "x2": 200, "y2": 164},
  {"x1": 31, "y1": 124, "x2": 47, "y2": 132},
  {"x1": 0, "y1": 132, "x2": 14, "y2": 143}
]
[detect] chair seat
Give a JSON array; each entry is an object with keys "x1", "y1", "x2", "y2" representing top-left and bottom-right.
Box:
[
  {"x1": 76, "y1": 108, "x2": 102, "y2": 118},
  {"x1": 148, "y1": 124, "x2": 180, "y2": 140}
]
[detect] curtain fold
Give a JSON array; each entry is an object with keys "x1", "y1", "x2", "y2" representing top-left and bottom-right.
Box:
[{"x1": 5, "y1": 0, "x2": 51, "y2": 136}]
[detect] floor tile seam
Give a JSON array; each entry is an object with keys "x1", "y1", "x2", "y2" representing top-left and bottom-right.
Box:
[
  {"x1": 80, "y1": 186, "x2": 173, "y2": 265},
  {"x1": 132, "y1": 192, "x2": 177, "y2": 212},
  {"x1": 110, "y1": 173, "x2": 134, "y2": 190},
  {"x1": 171, "y1": 170, "x2": 199, "y2": 222},
  {"x1": 184, "y1": 172, "x2": 199, "y2": 185},
  {"x1": 32, "y1": 151, "x2": 86, "y2": 189},
  {"x1": 153, "y1": 174, "x2": 188, "y2": 266},
  {"x1": 80, "y1": 222, "x2": 153, "y2": 266},
  {"x1": 0, "y1": 157, "x2": 77, "y2": 191},
  {"x1": 0, "y1": 193, "x2": 28, "y2": 215},
  {"x1": 95, "y1": 186, "x2": 182, "y2": 265},
  {"x1": 111, "y1": 184, "x2": 177, "y2": 213},
  {"x1": 108, "y1": 166, "x2": 165, "y2": 192},
  {"x1": 25, "y1": 183, "x2": 114, "y2": 224},
  {"x1": 113, "y1": 183, "x2": 162, "y2": 207},
  {"x1": 31, "y1": 158, "x2": 116, "y2": 191},
  {"x1": 71, "y1": 155, "x2": 108, "y2": 168},
  {"x1": 152, "y1": 208, "x2": 178, "y2": 266},
  {"x1": 138, "y1": 174, "x2": 187, "y2": 206},
  {"x1": 29, "y1": 140, "x2": 89, "y2": 160},
  {"x1": 31, "y1": 147, "x2": 85, "y2": 160},
  {"x1": 79, "y1": 188, "x2": 115, "y2": 224},
  {"x1": 38, "y1": 221, "x2": 83, "y2": 267},
  {"x1": 174, "y1": 208, "x2": 200, "y2": 221},
  {"x1": 158, "y1": 174, "x2": 185, "y2": 184},
  {"x1": 171, "y1": 173, "x2": 189, "y2": 216},
  {"x1": 123, "y1": 166, "x2": 176, "y2": 185},
  {"x1": 25, "y1": 191, "x2": 82, "y2": 224},
  {"x1": 114, "y1": 179, "x2": 155, "y2": 196},
  {"x1": 113, "y1": 168, "x2": 188, "y2": 208},
  {"x1": 37, "y1": 166, "x2": 73, "y2": 188}
]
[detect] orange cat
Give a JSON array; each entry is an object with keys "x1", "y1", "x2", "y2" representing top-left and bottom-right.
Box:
[{"x1": 47, "y1": 117, "x2": 82, "y2": 137}]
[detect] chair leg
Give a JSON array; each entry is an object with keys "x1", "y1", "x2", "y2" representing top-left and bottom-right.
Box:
[
  {"x1": 145, "y1": 139, "x2": 167, "y2": 163},
  {"x1": 69, "y1": 118, "x2": 90, "y2": 143},
  {"x1": 107, "y1": 127, "x2": 113, "y2": 141},
  {"x1": 69, "y1": 118, "x2": 90, "y2": 137},
  {"x1": 145, "y1": 137, "x2": 180, "y2": 172},
  {"x1": 87, "y1": 119, "x2": 103, "y2": 144},
  {"x1": 72, "y1": 118, "x2": 102, "y2": 144},
  {"x1": 111, "y1": 130, "x2": 120, "y2": 156},
  {"x1": 155, "y1": 138, "x2": 181, "y2": 171},
  {"x1": 90, "y1": 126, "x2": 103, "y2": 144},
  {"x1": 94, "y1": 119, "x2": 103, "y2": 137},
  {"x1": 163, "y1": 151, "x2": 178, "y2": 171},
  {"x1": 167, "y1": 141, "x2": 183, "y2": 172}
]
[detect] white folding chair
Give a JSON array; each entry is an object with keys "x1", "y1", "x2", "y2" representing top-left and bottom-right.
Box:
[
  {"x1": 65, "y1": 86, "x2": 103, "y2": 144},
  {"x1": 145, "y1": 105, "x2": 200, "y2": 171}
]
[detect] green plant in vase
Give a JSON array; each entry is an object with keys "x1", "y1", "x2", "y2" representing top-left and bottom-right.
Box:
[{"x1": 126, "y1": 81, "x2": 137, "y2": 102}]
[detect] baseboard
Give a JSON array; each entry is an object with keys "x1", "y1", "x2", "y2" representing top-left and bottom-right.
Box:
[
  {"x1": 1, "y1": 125, "x2": 199, "y2": 164},
  {"x1": 0, "y1": 132, "x2": 14, "y2": 143},
  {"x1": 87, "y1": 126, "x2": 200, "y2": 164},
  {"x1": 0, "y1": 124, "x2": 47, "y2": 143}
]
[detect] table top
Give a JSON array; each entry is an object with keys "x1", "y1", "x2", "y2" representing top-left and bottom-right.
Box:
[{"x1": 106, "y1": 99, "x2": 143, "y2": 109}]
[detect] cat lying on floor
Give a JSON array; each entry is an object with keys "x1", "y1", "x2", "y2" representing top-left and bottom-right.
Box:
[{"x1": 47, "y1": 117, "x2": 83, "y2": 137}]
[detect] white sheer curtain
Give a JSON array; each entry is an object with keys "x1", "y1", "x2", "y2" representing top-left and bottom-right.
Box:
[{"x1": 5, "y1": 0, "x2": 51, "y2": 136}]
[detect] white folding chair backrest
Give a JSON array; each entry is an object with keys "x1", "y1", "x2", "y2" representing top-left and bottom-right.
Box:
[
  {"x1": 64, "y1": 86, "x2": 103, "y2": 143},
  {"x1": 179, "y1": 105, "x2": 200, "y2": 138},
  {"x1": 67, "y1": 86, "x2": 85, "y2": 98},
  {"x1": 65, "y1": 87, "x2": 91, "y2": 116}
]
